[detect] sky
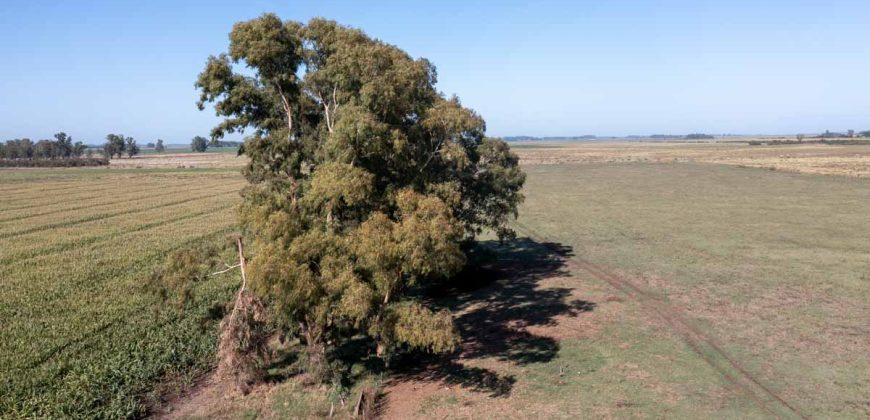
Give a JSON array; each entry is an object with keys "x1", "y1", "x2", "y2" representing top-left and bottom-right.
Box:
[{"x1": 1, "y1": 0, "x2": 868, "y2": 143}]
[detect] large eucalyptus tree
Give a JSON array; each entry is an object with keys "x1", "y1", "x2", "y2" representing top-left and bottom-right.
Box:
[{"x1": 196, "y1": 14, "x2": 525, "y2": 375}]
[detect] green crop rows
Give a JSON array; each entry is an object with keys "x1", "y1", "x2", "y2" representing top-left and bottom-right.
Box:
[{"x1": 0, "y1": 168, "x2": 245, "y2": 418}]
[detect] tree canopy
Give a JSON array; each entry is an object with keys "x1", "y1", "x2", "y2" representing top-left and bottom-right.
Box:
[
  {"x1": 191, "y1": 136, "x2": 209, "y2": 152},
  {"x1": 103, "y1": 134, "x2": 136, "y2": 158},
  {"x1": 195, "y1": 14, "x2": 525, "y2": 378}
]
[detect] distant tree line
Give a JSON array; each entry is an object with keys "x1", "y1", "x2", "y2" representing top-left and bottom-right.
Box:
[
  {"x1": 0, "y1": 132, "x2": 107, "y2": 167},
  {"x1": 145, "y1": 139, "x2": 166, "y2": 152},
  {"x1": 211, "y1": 140, "x2": 242, "y2": 148},
  {"x1": 0, "y1": 133, "x2": 88, "y2": 160},
  {"x1": 503, "y1": 135, "x2": 596, "y2": 141},
  {"x1": 102, "y1": 134, "x2": 140, "y2": 158},
  {"x1": 190, "y1": 137, "x2": 241, "y2": 152}
]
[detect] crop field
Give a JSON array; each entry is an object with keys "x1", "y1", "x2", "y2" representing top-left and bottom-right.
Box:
[{"x1": 0, "y1": 167, "x2": 245, "y2": 418}]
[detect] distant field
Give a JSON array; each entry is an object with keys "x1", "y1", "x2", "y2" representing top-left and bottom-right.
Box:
[
  {"x1": 138, "y1": 146, "x2": 240, "y2": 155},
  {"x1": 511, "y1": 141, "x2": 870, "y2": 178},
  {"x1": 109, "y1": 151, "x2": 245, "y2": 169},
  {"x1": 0, "y1": 167, "x2": 244, "y2": 418}
]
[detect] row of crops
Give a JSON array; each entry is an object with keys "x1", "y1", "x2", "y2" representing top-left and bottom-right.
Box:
[{"x1": 0, "y1": 168, "x2": 246, "y2": 418}]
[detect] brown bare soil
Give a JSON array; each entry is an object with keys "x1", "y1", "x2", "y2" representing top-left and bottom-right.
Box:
[{"x1": 152, "y1": 374, "x2": 276, "y2": 419}]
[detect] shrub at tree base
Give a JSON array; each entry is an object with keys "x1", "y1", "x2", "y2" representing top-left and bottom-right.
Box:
[
  {"x1": 217, "y1": 288, "x2": 269, "y2": 394},
  {"x1": 188, "y1": 14, "x2": 526, "y2": 387}
]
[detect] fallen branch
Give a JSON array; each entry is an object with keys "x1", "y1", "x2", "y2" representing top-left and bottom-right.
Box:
[{"x1": 210, "y1": 263, "x2": 242, "y2": 276}]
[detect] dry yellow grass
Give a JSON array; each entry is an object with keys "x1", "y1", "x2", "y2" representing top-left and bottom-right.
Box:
[
  {"x1": 109, "y1": 152, "x2": 246, "y2": 169},
  {"x1": 513, "y1": 141, "x2": 870, "y2": 177}
]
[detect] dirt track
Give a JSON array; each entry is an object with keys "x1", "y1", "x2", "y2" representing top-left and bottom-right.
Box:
[{"x1": 514, "y1": 223, "x2": 808, "y2": 420}]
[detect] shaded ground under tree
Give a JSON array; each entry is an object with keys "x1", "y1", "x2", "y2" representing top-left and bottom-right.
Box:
[{"x1": 386, "y1": 237, "x2": 596, "y2": 399}]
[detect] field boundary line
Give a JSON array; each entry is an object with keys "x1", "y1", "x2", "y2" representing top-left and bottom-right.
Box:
[{"x1": 513, "y1": 223, "x2": 809, "y2": 420}]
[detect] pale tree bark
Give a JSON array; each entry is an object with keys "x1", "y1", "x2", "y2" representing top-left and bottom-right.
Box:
[
  {"x1": 276, "y1": 85, "x2": 293, "y2": 132},
  {"x1": 319, "y1": 86, "x2": 339, "y2": 133}
]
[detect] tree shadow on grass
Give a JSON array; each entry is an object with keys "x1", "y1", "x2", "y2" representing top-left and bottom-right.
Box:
[{"x1": 390, "y1": 237, "x2": 595, "y2": 397}]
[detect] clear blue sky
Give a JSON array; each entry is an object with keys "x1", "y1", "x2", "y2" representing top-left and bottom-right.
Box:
[{"x1": 1, "y1": 0, "x2": 868, "y2": 143}]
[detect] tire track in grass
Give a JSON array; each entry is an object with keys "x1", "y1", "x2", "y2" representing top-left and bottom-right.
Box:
[
  {"x1": 0, "y1": 181, "x2": 237, "y2": 224},
  {"x1": 0, "y1": 172, "x2": 236, "y2": 208},
  {"x1": 514, "y1": 222, "x2": 809, "y2": 420},
  {"x1": 0, "y1": 181, "x2": 173, "y2": 212},
  {"x1": 2, "y1": 208, "x2": 237, "y2": 302},
  {"x1": 0, "y1": 178, "x2": 110, "y2": 194},
  {"x1": 0, "y1": 177, "x2": 153, "y2": 201},
  {"x1": 0, "y1": 191, "x2": 238, "y2": 261},
  {"x1": 0, "y1": 175, "x2": 237, "y2": 212},
  {"x1": 0, "y1": 202, "x2": 237, "y2": 265},
  {"x1": 0, "y1": 186, "x2": 240, "y2": 239}
]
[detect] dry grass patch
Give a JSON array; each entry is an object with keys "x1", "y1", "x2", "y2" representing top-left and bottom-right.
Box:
[
  {"x1": 513, "y1": 140, "x2": 870, "y2": 177},
  {"x1": 110, "y1": 152, "x2": 246, "y2": 169}
]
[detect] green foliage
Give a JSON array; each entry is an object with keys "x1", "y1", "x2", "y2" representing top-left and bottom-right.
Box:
[
  {"x1": 126, "y1": 137, "x2": 140, "y2": 158},
  {"x1": 147, "y1": 241, "x2": 228, "y2": 308},
  {"x1": 155, "y1": 139, "x2": 165, "y2": 152},
  {"x1": 103, "y1": 133, "x2": 133, "y2": 158},
  {"x1": 196, "y1": 15, "x2": 524, "y2": 378},
  {"x1": 191, "y1": 135, "x2": 209, "y2": 152}
]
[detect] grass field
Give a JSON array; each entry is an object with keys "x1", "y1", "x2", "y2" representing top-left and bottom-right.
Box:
[
  {"x1": 2, "y1": 146, "x2": 869, "y2": 418},
  {"x1": 0, "y1": 167, "x2": 245, "y2": 418},
  {"x1": 381, "y1": 162, "x2": 870, "y2": 419}
]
